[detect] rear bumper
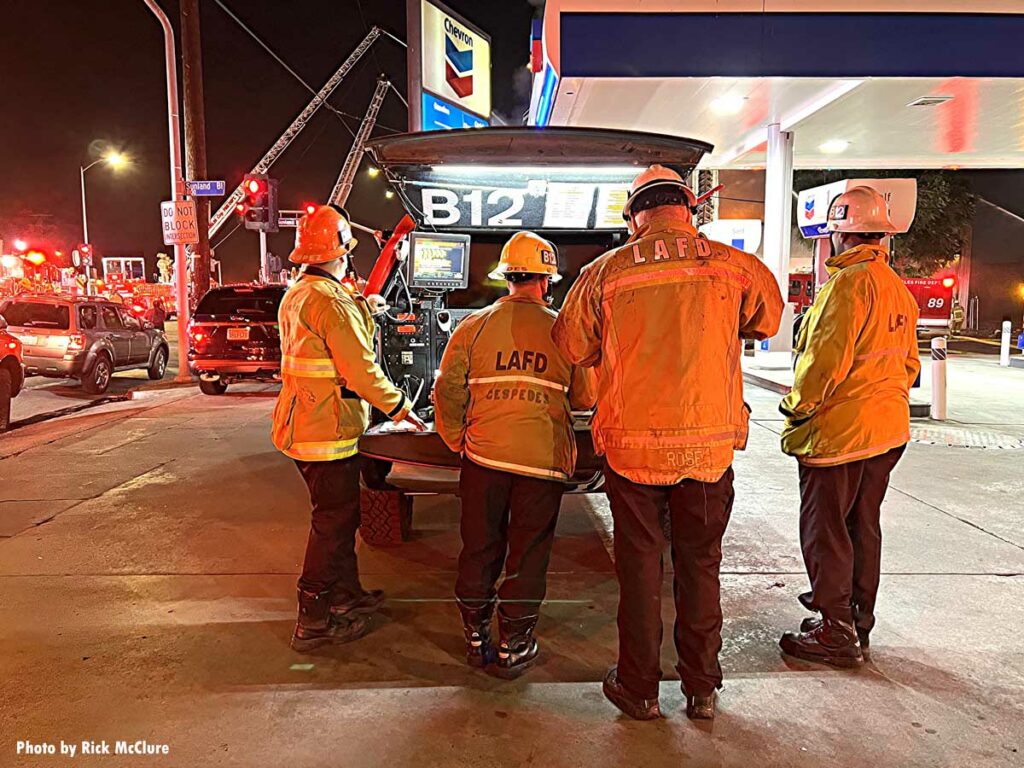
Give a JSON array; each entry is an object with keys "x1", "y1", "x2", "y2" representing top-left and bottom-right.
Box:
[
  {"x1": 188, "y1": 358, "x2": 281, "y2": 379},
  {"x1": 22, "y1": 353, "x2": 88, "y2": 378}
]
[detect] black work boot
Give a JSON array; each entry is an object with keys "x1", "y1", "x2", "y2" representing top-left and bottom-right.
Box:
[
  {"x1": 780, "y1": 617, "x2": 863, "y2": 668},
  {"x1": 602, "y1": 666, "x2": 662, "y2": 721},
  {"x1": 491, "y1": 614, "x2": 540, "y2": 678},
  {"x1": 331, "y1": 588, "x2": 385, "y2": 619},
  {"x1": 291, "y1": 589, "x2": 369, "y2": 653},
  {"x1": 799, "y1": 616, "x2": 871, "y2": 660},
  {"x1": 457, "y1": 600, "x2": 496, "y2": 668},
  {"x1": 685, "y1": 690, "x2": 716, "y2": 721}
]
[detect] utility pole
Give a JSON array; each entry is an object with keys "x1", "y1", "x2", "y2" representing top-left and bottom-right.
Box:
[
  {"x1": 181, "y1": 0, "x2": 211, "y2": 298},
  {"x1": 140, "y1": 0, "x2": 191, "y2": 383}
]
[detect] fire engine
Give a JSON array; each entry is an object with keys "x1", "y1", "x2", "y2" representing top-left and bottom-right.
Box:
[{"x1": 789, "y1": 271, "x2": 956, "y2": 330}]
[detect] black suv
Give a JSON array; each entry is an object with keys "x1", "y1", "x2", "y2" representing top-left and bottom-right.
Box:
[
  {"x1": 188, "y1": 284, "x2": 286, "y2": 395},
  {"x1": 0, "y1": 295, "x2": 169, "y2": 394}
]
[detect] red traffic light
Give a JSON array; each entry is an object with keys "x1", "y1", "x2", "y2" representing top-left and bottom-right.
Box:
[
  {"x1": 236, "y1": 203, "x2": 247, "y2": 215},
  {"x1": 941, "y1": 276, "x2": 956, "y2": 289},
  {"x1": 246, "y1": 179, "x2": 264, "y2": 195}
]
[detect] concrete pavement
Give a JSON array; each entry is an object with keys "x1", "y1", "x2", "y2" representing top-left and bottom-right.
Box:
[{"x1": 0, "y1": 383, "x2": 1022, "y2": 767}]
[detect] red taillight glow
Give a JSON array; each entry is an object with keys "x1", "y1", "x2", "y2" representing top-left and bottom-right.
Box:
[
  {"x1": 67, "y1": 334, "x2": 86, "y2": 352},
  {"x1": 942, "y1": 277, "x2": 955, "y2": 289}
]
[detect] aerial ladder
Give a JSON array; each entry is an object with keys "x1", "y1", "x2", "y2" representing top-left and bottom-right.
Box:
[
  {"x1": 208, "y1": 26, "x2": 390, "y2": 239},
  {"x1": 330, "y1": 76, "x2": 391, "y2": 208}
]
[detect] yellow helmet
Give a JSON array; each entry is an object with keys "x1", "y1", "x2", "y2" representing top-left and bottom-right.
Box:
[
  {"x1": 289, "y1": 205, "x2": 358, "y2": 265},
  {"x1": 622, "y1": 164, "x2": 697, "y2": 219},
  {"x1": 827, "y1": 186, "x2": 895, "y2": 234},
  {"x1": 488, "y1": 231, "x2": 561, "y2": 283}
]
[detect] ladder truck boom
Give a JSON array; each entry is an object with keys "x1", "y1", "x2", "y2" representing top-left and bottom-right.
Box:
[
  {"x1": 209, "y1": 26, "x2": 384, "y2": 238},
  {"x1": 330, "y1": 76, "x2": 391, "y2": 208}
]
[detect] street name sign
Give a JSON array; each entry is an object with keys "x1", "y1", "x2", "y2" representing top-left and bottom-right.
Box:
[
  {"x1": 161, "y1": 200, "x2": 199, "y2": 245},
  {"x1": 187, "y1": 180, "x2": 226, "y2": 196}
]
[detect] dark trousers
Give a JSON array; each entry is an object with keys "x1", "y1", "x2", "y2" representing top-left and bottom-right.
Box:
[
  {"x1": 798, "y1": 446, "x2": 906, "y2": 632},
  {"x1": 604, "y1": 463, "x2": 735, "y2": 701},
  {"x1": 294, "y1": 457, "x2": 363, "y2": 597},
  {"x1": 455, "y1": 458, "x2": 565, "y2": 621}
]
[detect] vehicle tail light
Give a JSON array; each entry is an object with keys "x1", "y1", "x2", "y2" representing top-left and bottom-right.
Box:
[
  {"x1": 67, "y1": 334, "x2": 86, "y2": 352},
  {"x1": 189, "y1": 326, "x2": 206, "y2": 345}
]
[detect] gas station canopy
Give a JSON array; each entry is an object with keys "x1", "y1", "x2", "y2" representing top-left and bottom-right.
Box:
[{"x1": 530, "y1": 1, "x2": 1024, "y2": 169}]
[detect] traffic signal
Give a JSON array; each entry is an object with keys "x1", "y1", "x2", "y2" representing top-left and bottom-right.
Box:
[{"x1": 241, "y1": 173, "x2": 279, "y2": 233}]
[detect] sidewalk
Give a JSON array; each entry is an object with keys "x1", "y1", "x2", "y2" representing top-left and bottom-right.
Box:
[
  {"x1": 743, "y1": 351, "x2": 1024, "y2": 436},
  {"x1": 0, "y1": 384, "x2": 1022, "y2": 767}
]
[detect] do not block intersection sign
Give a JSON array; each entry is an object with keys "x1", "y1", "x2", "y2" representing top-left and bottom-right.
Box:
[{"x1": 160, "y1": 200, "x2": 199, "y2": 246}]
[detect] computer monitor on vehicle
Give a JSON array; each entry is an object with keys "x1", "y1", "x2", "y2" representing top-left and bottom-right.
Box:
[{"x1": 406, "y1": 231, "x2": 471, "y2": 291}]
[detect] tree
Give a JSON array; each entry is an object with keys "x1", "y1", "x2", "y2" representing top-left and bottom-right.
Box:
[{"x1": 793, "y1": 170, "x2": 975, "y2": 277}]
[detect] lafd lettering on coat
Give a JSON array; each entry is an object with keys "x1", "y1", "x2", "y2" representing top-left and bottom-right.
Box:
[
  {"x1": 630, "y1": 234, "x2": 721, "y2": 267},
  {"x1": 495, "y1": 349, "x2": 549, "y2": 373},
  {"x1": 888, "y1": 313, "x2": 908, "y2": 333}
]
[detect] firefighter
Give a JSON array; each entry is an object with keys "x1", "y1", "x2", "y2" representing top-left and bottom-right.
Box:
[
  {"x1": 271, "y1": 204, "x2": 426, "y2": 653},
  {"x1": 434, "y1": 231, "x2": 596, "y2": 677},
  {"x1": 950, "y1": 295, "x2": 965, "y2": 335},
  {"x1": 778, "y1": 186, "x2": 920, "y2": 668},
  {"x1": 553, "y1": 165, "x2": 784, "y2": 721}
]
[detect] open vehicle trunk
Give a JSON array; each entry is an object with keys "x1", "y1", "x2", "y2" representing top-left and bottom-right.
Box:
[{"x1": 354, "y1": 127, "x2": 713, "y2": 535}]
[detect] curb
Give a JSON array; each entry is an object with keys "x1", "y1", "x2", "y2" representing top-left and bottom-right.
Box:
[{"x1": 742, "y1": 371, "x2": 791, "y2": 395}]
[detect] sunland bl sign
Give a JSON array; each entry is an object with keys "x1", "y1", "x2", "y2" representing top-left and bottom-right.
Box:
[{"x1": 419, "y1": 0, "x2": 491, "y2": 122}]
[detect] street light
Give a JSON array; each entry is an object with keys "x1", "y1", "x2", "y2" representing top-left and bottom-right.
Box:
[{"x1": 80, "y1": 150, "x2": 130, "y2": 244}]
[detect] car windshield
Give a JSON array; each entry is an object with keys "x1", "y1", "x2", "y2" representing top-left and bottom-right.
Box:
[
  {"x1": 194, "y1": 288, "x2": 284, "y2": 318},
  {"x1": 0, "y1": 301, "x2": 71, "y2": 330}
]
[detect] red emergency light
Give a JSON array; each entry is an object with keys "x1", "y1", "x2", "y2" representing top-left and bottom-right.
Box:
[
  {"x1": 304, "y1": 204, "x2": 317, "y2": 216},
  {"x1": 941, "y1": 276, "x2": 956, "y2": 289},
  {"x1": 236, "y1": 203, "x2": 247, "y2": 216},
  {"x1": 24, "y1": 250, "x2": 47, "y2": 266}
]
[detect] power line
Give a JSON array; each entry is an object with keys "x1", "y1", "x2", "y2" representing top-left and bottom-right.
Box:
[{"x1": 211, "y1": 0, "x2": 407, "y2": 136}]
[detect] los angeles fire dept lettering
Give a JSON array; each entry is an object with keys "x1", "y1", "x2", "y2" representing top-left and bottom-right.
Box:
[
  {"x1": 632, "y1": 236, "x2": 714, "y2": 265},
  {"x1": 495, "y1": 349, "x2": 548, "y2": 373}
]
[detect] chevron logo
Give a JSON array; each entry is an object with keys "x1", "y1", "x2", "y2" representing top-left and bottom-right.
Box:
[
  {"x1": 804, "y1": 196, "x2": 816, "y2": 220},
  {"x1": 444, "y1": 24, "x2": 474, "y2": 98}
]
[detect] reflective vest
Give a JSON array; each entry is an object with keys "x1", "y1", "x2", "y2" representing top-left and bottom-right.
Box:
[
  {"x1": 271, "y1": 272, "x2": 410, "y2": 462},
  {"x1": 434, "y1": 294, "x2": 596, "y2": 481},
  {"x1": 781, "y1": 244, "x2": 920, "y2": 466},
  {"x1": 553, "y1": 216, "x2": 784, "y2": 485}
]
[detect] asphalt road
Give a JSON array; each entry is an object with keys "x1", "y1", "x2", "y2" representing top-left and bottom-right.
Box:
[{"x1": 8, "y1": 327, "x2": 184, "y2": 428}]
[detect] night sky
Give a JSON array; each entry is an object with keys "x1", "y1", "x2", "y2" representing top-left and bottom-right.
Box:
[{"x1": 1, "y1": 0, "x2": 538, "y2": 282}]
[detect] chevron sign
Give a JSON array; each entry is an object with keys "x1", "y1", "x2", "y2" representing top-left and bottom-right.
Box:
[
  {"x1": 420, "y1": 0, "x2": 491, "y2": 124},
  {"x1": 444, "y1": 21, "x2": 474, "y2": 98}
]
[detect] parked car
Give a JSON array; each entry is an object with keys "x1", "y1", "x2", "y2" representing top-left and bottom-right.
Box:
[
  {"x1": 0, "y1": 314, "x2": 25, "y2": 431},
  {"x1": 0, "y1": 295, "x2": 169, "y2": 394},
  {"x1": 188, "y1": 284, "x2": 286, "y2": 395}
]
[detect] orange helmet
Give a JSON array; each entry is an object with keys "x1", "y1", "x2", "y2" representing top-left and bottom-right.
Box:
[
  {"x1": 289, "y1": 205, "x2": 358, "y2": 265},
  {"x1": 622, "y1": 164, "x2": 697, "y2": 219},
  {"x1": 489, "y1": 231, "x2": 561, "y2": 282},
  {"x1": 827, "y1": 186, "x2": 895, "y2": 234}
]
